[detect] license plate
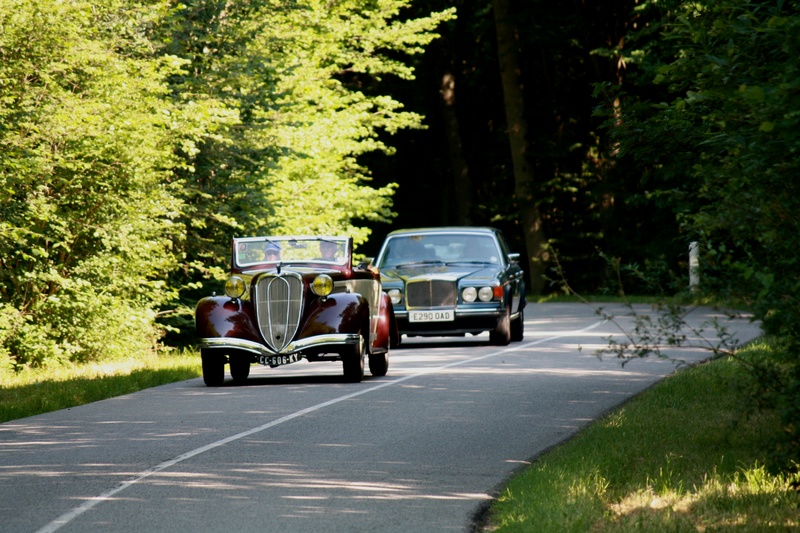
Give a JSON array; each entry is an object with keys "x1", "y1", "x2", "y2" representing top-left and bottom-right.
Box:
[
  {"x1": 259, "y1": 353, "x2": 302, "y2": 367},
  {"x1": 408, "y1": 310, "x2": 454, "y2": 322}
]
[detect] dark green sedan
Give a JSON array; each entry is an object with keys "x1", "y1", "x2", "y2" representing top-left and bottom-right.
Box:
[{"x1": 374, "y1": 227, "x2": 526, "y2": 345}]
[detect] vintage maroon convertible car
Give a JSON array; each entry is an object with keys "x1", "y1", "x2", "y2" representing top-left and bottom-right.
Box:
[{"x1": 195, "y1": 236, "x2": 397, "y2": 386}]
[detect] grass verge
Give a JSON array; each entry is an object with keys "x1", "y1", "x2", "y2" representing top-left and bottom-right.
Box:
[
  {"x1": 479, "y1": 338, "x2": 800, "y2": 531},
  {"x1": 0, "y1": 351, "x2": 201, "y2": 424}
]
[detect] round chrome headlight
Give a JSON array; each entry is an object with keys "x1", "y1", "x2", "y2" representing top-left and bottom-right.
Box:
[
  {"x1": 311, "y1": 274, "x2": 333, "y2": 297},
  {"x1": 224, "y1": 276, "x2": 246, "y2": 299},
  {"x1": 462, "y1": 287, "x2": 477, "y2": 303},
  {"x1": 478, "y1": 286, "x2": 495, "y2": 302},
  {"x1": 388, "y1": 289, "x2": 402, "y2": 305}
]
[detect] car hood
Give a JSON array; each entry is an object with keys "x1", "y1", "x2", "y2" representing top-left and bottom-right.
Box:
[{"x1": 380, "y1": 264, "x2": 500, "y2": 284}]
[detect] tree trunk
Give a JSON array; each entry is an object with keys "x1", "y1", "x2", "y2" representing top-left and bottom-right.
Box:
[
  {"x1": 441, "y1": 71, "x2": 472, "y2": 225},
  {"x1": 492, "y1": 0, "x2": 546, "y2": 294}
]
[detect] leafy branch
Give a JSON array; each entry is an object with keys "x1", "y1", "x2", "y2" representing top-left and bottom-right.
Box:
[{"x1": 548, "y1": 247, "x2": 749, "y2": 368}]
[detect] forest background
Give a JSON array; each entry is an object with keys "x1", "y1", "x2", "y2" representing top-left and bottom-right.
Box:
[{"x1": 1, "y1": 1, "x2": 799, "y2": 468}]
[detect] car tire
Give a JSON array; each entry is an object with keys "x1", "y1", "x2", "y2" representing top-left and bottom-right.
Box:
[
  {"x1": 490, "y1": 305, "x2": 511, "y2": 346},
  {"x1": 368, "y1": 352, "x2": 389, "y2": 377},
  {"x1": 201, "y1": 349, "x2": 225, "y2": 387},
  {"x1": 230, "y1": 358, "x2": 250, "y2": 384},
  {"x1": 343, "y1": 334, "x2": 365, "y2": 382},
  {"x1": 511, "y1": 309, "x2": 524, "y2": 342}
]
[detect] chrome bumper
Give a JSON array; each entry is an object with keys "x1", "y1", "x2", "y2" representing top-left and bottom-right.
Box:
[
  {"x1": 393, "y1": 306, "x2": 504, "y2": 320},
  {"x1": 198, "y1": 333, "x2": 360, "y2": 357}
]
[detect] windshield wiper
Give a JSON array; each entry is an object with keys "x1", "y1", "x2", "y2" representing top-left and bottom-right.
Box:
[{"x1": 445, "y1": 260, "x2": 492, "y2": 266}]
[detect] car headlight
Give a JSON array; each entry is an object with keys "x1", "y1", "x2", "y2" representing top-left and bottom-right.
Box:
[
  {"x1": 462, "y1": 287, "x2": 477, "y2": 303},
  {"x1": 478, "y1": 286, "x2": 495, "y2": 302},
  {"x1": 311, "y1": 274, "x2": 333, "y2": 297},
  {"x1": 224, "y1": 276, "x2": 246, "y2": 299},
  {"x1": 387, "y1": 289, "x2": 403, "y2": 305}
]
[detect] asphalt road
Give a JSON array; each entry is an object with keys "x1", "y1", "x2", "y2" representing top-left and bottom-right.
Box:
[{"x1": 0, "y1": 303, "x2": 761, "y2": 533}]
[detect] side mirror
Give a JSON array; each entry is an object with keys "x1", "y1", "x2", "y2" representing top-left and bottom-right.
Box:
[
  {"x1": 356, "y1": 257, "x2": 375, "y2": 270},
  {"x1": 508, "y1": 253, "x2": 520, "y2": 264}
]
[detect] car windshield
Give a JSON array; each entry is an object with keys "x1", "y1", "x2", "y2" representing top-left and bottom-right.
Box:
[
  {"x1": 378, "y1": 234, "x2": 501, "y2": 268},
  {"x1": 234, "y1": 236, "x2": 349, "y2": 267}
]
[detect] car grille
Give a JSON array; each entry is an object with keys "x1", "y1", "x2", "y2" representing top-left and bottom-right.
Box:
[
  {"x1": 255, "y1": 273, "x2": 304, "y2": 352},
  {"x1": 406, "y1": 279, "x2": 457, "y2": 308}
]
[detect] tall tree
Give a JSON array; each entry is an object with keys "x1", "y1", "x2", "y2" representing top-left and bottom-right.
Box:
[
  {"x1": 429, "y1": 7, "x2": 473, "y2": 226},
  {"x1": 159, "y1": 0, "x2": 456, "y2": 341},
  {"x1": 0, "y1": 0, "x2": 200, "y2": 366},
  {"x1": 441, "y1": 71, "x2": 472, "y2": 225},
  {"x1": 364, "y1": 0, "x2": 689, "y2": 295},
  {"x1": 0, "y1": 0, "x2": 457, "y2": 363},
  {"x1": 492, "y1": 0, "x2": 546, "y2": 294}
]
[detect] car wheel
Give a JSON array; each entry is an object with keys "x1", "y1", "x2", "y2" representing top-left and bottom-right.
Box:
[
  {"x1": 490, "y1": 305, "x2": 511, "y2": 346},
  {"x1": 343, "y1": 335, "x2": 365, "y2": 382},
  {"x1": 229, "y1": 358, "x2": 250, "y2": 384},
  {"x1": 201, "y1": 349, "x2": 225, "y2": 387},
  {"x1": 368, "y1": 352, "x2": 389, "y2": 377},
  {"x1": 511, "y1": 309, "x2": 524, "y2": 342}
]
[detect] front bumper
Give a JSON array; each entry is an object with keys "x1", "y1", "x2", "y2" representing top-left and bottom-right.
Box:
[
  {"x1": 394, "y1": 307, "x2": 505, "y2": 336},
  {"x1": 198, "y1": 333, "x2": 360, "y2": 357}
]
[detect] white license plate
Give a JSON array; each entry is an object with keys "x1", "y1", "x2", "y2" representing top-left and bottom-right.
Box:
[
  {"x1": 408, "y1": 310, "x2": 454, "y2": 322},
  {"x1": 259, "y1": 353, "x2": 301, "y2": 367}
]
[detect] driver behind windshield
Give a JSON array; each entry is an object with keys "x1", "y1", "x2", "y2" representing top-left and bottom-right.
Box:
[
  {"x1": 387, "y1": 237, "x2": 427, "y2": 265},
  {"x1": 264, "y1": 242, "x2": 282, "y2": 261},
  {"x1": 318, "y1": 240, "x2": 339, "y2": 261}
]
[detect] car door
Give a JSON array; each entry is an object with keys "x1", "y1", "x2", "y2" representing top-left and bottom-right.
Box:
[{"x1": 497, "y1": 232, "x2": 525, "y2": 313}]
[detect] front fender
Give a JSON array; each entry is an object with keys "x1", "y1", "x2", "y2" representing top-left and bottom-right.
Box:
[
  {"x1": 296, "y1": 293, "x2": 370, "y2": 339},
  {"x1": 196, "y1": 293, "x2": 370, "y2": 346},
  {"x1": 373, "y1": 292, "x2": 398, "y2": 352},
  {"x1": 195, "y1": 296, "x2": 261, "y2": 344}
]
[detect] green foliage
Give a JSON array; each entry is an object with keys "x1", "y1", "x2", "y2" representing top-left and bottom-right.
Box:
[
  {"x1": 157, "y1": 0, "x2": 455, "y2": 342},
  {"x1": 0, "y1": 0, "x2": 188, "y2": 367},
  {"x1": 0, "y1": 0, "x2": 456, "y2": 363},
  {"x1": 602, "y1": 0, "x2": 800, "y2": 469}
]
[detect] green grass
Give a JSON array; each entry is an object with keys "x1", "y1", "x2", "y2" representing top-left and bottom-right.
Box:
[
  {"x1": 481, "y1": 339, "x2": 800, "y2": 532},
  {"x1": 0, "y1": 351, "x2": 201, "y2": 423}
]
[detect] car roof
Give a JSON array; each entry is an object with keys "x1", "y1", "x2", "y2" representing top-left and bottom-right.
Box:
[{"x1": 384, "y1": 226, "x2": 500, "y2": 237}]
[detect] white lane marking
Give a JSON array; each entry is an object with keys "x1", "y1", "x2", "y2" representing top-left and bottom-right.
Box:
[{"x1": 37, "y1": 319, "x2": 606, "y2": 533}]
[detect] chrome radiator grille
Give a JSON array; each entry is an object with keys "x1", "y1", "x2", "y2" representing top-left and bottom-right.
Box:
[
  {"x1": 406, "y1": 279, "x2": 457, "y2": 308},
  {"x1": 255, "y1": 273, "x2": 303, "y2": 352}
]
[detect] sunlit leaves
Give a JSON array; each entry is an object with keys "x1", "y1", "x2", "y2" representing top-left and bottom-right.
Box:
[
  {"x1": 0, "y1": 0, "x2": 454, "y2": 364},
  {"x1": 0, "y1": 0, "x2": 187, "y2": 366},
  {"x1": 166, "y1": 0, "x2": 454, "y2": 291}
]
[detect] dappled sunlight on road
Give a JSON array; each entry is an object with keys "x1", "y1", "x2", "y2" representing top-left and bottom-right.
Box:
[
  {"x1": 441, "y1": 366, "x2": 656, "y2": 378},
  {"x1": 140, "y1": 461, "x2": 494, "y2": 508}
]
